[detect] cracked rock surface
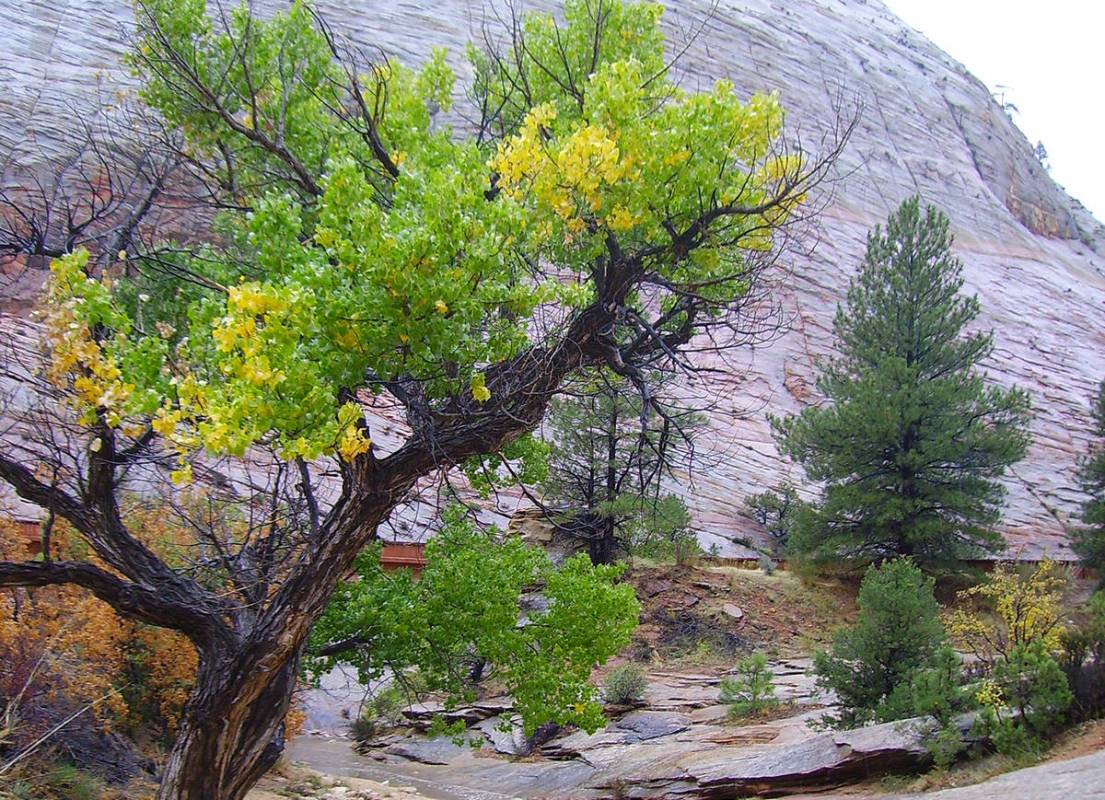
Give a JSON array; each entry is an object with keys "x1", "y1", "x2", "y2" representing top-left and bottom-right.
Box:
[{"x1": 4, "y1": 0, "x2": 1104, "y2": 557}]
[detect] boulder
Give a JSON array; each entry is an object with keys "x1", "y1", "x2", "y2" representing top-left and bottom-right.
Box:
[
  {"x1": 593, "y1": 717, "x2": 940, "y2": 798},
  {"x1": 474, "y1": 715, "x2": 532, "y2": 757},
  {"x1": 721, "y1": 604, "x2": 745, "y2": 622}
]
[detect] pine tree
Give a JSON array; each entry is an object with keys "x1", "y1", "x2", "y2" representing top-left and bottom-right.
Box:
[
  {"x1": 1074, "y1": 381, "x2": 1105, "y2": 582},
  {"x1": 541, "y1": 372, "x2": 701, "y2": 565},
  {"x1": 813, "y1": 558, "x2": 952, "y2": 728},
  {"x1": 772, "y1": 197, "x2": 1032, "y2": 569}
]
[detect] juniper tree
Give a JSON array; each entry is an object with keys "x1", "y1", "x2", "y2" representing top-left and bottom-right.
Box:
[
  {"x1": 772, "y1": 197, "x2": 1031, "y2": 569},
  {"x1": 1075, "y1": 380, "x2": 1105, "y2": 583}
]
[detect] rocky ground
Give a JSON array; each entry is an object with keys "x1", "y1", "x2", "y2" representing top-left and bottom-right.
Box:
[
  {"x1": 282, "y1": 669, "x2": 1105, "y2": 799},
  {"x1": 280, "y1": 565, "x2": 1102, "y2": 800},
  {"x1": 286, "y1": 660, "x2": 933, "y2": 799}
]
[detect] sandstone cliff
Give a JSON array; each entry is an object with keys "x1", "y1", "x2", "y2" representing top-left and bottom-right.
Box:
[{"x1": 3, "y1": 0, "x2": 1104, "y2": 557}]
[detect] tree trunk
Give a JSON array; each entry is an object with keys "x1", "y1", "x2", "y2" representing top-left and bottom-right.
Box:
[{"x1": 155, "y1": 648, "x2": 301, "y2": 800}]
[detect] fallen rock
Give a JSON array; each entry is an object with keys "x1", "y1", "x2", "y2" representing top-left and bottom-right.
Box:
[
  {"x1": 475, "y1": 715, "x2": 532, "y2": 756},
  {"x1": 721, "y1": 603, "x2": 745, "y2": 622},
  {"x1": 639, "y1": 577, "x2": 676, "y2": 597}
]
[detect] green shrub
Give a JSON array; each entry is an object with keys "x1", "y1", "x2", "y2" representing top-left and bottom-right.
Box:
[
  {"x1": 927, "y1": 722, "x2": 967, "y2": 769},
  {"x1": 975, "y1": 640, "x2": 1073, "y2": 757},
  {"x1": 349, "y1": 715, "x2": 380, "y2": 742},
  {"x1": 1059, "y1": 590, "x2": 1105, "y2": 718},
  {"x1": 42, "y1": 764, "x2": 106, "y2": 800},
  {"x1": 883, "y1": 645, "x2": 969, "y2": 725},
  {"x1": 814, "y1": 558, "x2": 949, "y2": 728},
  {"x1": 719, "y1": 653, "x2": 779, "y2": 718},
  {"x1": 603, "y1": 664, "x2": 648, "y2": 706},
  {"x1": 350, "y1": 680, "x2": 415, "y2": 740}
]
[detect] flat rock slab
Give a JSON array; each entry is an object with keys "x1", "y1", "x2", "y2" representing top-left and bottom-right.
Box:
[
  {"x1": 894, "y1": 749, "x2": 1105, "y2": 799},
  {"x1": 382, "y1": 737, "x2": 470, "y2": 766},
  {"x1": 615, "y1": 711, "x2": 692, "y2": 741},
  {"x1": 592, "y1": 717, "x2": 938, "y2": 798}
]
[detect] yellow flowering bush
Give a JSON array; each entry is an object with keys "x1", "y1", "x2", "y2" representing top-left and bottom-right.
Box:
[{"x1": 945, "y1": 560, "x2": 1067, "y2": 664}]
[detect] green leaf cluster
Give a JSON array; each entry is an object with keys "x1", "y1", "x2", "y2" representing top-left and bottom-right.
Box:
[{"x1": 306, "y1": 507, "x2": 639, "y2": 735}]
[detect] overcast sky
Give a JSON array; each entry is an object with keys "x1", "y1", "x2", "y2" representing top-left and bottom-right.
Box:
[{"x1": 884, "y1": 1, "x2": 1103, "y2": 221}]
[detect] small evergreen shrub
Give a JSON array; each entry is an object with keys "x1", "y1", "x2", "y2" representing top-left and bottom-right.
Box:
[
  {"x1": 883, "y1": 645, "x2": 969, "y2": 725},
  {"x1": 603, "y1": 664, "x2": 648, "y2": 706},
  {"x1": 975, "y1": 640, "x2": 1073, "y2": 757},
  {"x1": 719, "y1": 653, "x2": 779, "y2": 718},
  {"x1": 927, "y1": 722, "x2": 967, "y2": 769},
  {"x1": 814, "y1": 558, "x2": 950, "y2": 728}
]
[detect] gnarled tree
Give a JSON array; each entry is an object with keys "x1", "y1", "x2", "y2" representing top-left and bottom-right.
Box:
[{"x1": 0, "y1": 1, "x2": 849, "y2": 797}]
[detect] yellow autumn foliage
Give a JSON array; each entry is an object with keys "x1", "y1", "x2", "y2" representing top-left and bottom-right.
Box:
[{"x1": 944, "y1": 560, "x2": 1068, "y2": 664}]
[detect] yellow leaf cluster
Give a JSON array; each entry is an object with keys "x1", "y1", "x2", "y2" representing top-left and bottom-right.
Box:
[
  {"x1": 470, "y1": 372, "x2": 492, "y2": 403},
  {"x1": 42, "y1": 254, "x2": 134, "y2": 421},
  {"x1": 490, "y1": 104, "x2": 637, "y2": 239},
  {"x1": 945, "y1": 560, "x2": 1067, "y2": 663}
]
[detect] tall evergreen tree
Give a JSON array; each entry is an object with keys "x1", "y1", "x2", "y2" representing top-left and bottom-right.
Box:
[
  {"x1": 771, "y1": 197, "x2": 1032, "y2": 569},
  {"x1": 1075, "y1": 381, "x2": 1105, "y2": 582}
]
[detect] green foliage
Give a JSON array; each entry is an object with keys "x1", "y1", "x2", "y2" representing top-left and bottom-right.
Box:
[
  {"x1": 975, "y1": 641, "x2": 1072, "y2": 756},
  {"x1": 602, "y1": 664, "x2": 648, "y2": 706},
  {"x1": 38, "y1": 764, "x2": 106, "y2": 800},
  {"x1": 1075, "y1": 381, "x2": 1105, "y2": 583},
  {"x1": 771, "y1": 197, "x2": 1032, "y2": 570},
  {"x1": 1058, "y1": 590, "x2": 1105, "y2": 718},
  {"x1": 50, "y1": 0, "x2": 806, "y2": 477},
  {"x1": 540, "y1": 373, "x2": 704, "y2": 564},
  {"x1": 349, "y1": 681, "x2": 415, "y2": 741},
  {"x1": 719, "y1": 653, "x2": 779, "y2": 719},
  {"x1": 625, "y1": 496, "x2": 701, "y2": 566},
  {"x1": 927, "y1": 722, "x2": 967, "y2": 770},
  {"x1": 307, "y1": 507, "x2": 639, "y2": 735},
  {"x1": 814, "y1": 559, "x2": 951, "y2": 728},
  {"x1": 745, "y1": 485, "x2": 803, "y2": 552}
]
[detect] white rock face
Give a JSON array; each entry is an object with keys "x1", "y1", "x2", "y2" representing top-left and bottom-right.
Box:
[{"x1": 3, "y1": 0, "x2": 1104, "y2": 558}]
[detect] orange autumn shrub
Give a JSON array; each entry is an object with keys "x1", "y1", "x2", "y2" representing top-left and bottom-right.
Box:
[
  {"x1": 0, "y1": 515, "x2": 198, "y2": 750},
  {"x1": 1, "y1": 503, "x2": 305, "y2": 755}
]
